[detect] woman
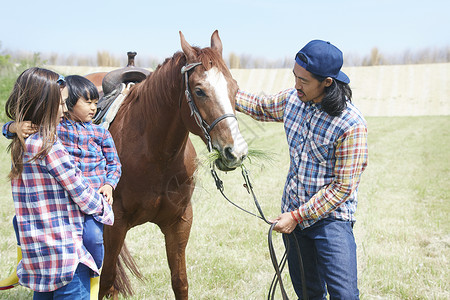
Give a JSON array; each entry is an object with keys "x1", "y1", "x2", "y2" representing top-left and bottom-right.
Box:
[{"x1": 5, "y1": 67, "x2": 113, "y2": 299}]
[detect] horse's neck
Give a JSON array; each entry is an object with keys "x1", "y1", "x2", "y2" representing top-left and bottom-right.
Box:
[{"x1": 126, "y1": 70, "x2": 189, "y2": 159}]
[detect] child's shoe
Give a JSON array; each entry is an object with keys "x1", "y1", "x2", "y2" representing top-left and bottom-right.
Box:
[
  {"x1": 0, "y1": 246, "x2": 21, "y2": 290},
  {"x1": 90, "y1": 276, "x2": 100, "y2": 300}
]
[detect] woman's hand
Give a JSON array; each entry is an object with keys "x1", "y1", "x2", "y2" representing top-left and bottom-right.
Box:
[{"x1": 9, "y1": 121, "x2": 38, "y2": 138}]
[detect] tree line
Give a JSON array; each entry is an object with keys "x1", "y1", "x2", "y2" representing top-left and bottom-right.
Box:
[{"x1": 1, "y1": 41, "x2": 449, "y2": 70}]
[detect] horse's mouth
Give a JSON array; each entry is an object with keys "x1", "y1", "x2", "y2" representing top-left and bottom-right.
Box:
[{"x1": 214, "y1": 159, "x2": 237, "y2": 172}]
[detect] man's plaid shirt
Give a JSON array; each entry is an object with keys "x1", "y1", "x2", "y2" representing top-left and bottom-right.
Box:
[{"x1": 236, "y1": 88, "x2": 368, "y2": 229}]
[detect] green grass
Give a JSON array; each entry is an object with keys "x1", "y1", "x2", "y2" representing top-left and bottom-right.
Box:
[
  {"x1": 0, "y1": 74, "x2": 15, "y2": 122},
  {"x1": 0, "y1": 115, "x2": 448, "y2": 299}
]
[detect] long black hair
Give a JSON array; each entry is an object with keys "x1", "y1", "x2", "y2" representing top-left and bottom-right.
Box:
[
  {"x1": 5, "y1": 67, "x2": 62, "y2": 178},
  {"x1": 312, "y1": 73, "x2": 352, "y2": 116}
]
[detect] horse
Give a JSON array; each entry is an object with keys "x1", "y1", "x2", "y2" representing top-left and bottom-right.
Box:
[{"x1": 92, "y1": 31, "x2": 248, "y2": 299}]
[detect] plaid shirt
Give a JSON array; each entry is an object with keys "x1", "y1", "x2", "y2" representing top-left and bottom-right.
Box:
[
  {"x1": 4, "y1": 120, "x2": 121, "y2": 221},
  {"x1": 57, "y1": 119, "x2": 121, "y2": 191},
  {"x1": 236, "y1": 88, "x2": 368, "y2": 229},
  {"x1": 12, "y1": 134, "x2": 114, "y2": 292}
]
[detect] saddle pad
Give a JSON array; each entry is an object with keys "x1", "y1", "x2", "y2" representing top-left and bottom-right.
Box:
[{"x1": 99, "y1": 82, "x2": 134, "y2": 129}]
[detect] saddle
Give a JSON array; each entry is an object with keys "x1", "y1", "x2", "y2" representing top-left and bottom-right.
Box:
[{"x1": 93, "y1": 52, "x2": 152, "y2": 127}]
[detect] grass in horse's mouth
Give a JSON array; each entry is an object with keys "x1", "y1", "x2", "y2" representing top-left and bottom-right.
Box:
[{"x1": 201, "y1": 148, "x2": 274, "y2": 169}]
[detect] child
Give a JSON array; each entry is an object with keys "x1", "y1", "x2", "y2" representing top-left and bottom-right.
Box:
[
  {"x1": 58, "y1": 75, "x2": 122, "y2": 298},
  {"x1": 1, "y1": 75, "x2": 122, "y2": 298},
  {"x1": 3, "y1": 67, "x2": 113, "y2": 298}
]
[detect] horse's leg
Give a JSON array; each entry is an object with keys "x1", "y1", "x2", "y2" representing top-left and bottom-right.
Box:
[
  {"x1": 160, "y1": 202, "x2": 193, "y2": 300},
  {"x1": 99, "y1": 219, "x2": 128, "y2": 299}
]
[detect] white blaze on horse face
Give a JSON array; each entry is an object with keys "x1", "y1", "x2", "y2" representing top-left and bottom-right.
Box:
[{"x1": 205, "y1": 67, "x2": 248, "y2": 160}]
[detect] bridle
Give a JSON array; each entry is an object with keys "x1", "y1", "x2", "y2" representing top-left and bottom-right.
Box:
[{"x1": 181, "y1": 62, "x2": 237, "y2": 152}]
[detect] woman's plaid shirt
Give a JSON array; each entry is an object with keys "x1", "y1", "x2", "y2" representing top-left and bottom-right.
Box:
[
  {"x1": 236, "y1": 88, "x2": 368, "y2": 229},
  {"x1": 12, "y1": 134, "x2": 114, "y2": 292},
  {"x1": 4, "y1": 120, "x2": 121, "y2": 224}
]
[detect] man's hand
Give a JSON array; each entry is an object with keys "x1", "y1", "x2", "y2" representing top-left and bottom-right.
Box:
[{"x1": 270, "y1": 212, "x2": 298, "y2": 234}]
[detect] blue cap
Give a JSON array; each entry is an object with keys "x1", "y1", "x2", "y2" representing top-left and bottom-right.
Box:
[{"x1": 295, "y1": 40, "x2": 350, "y2": 84}]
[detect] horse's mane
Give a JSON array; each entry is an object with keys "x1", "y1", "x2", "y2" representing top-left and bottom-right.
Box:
[{"x1": 118, "y1": 46, "x2": 229, "y2": 126}]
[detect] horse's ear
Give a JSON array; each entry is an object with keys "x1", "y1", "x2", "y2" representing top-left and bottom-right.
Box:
[
  {"x1": 179, "y1": 31, "x2": 196, "y2": 62},
  {"x1": 210, "y1": 30, "x2": 223, "y2": 57}
]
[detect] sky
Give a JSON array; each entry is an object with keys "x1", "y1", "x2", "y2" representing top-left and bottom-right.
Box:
[{"x1": 0, "y1": 0, "x2": 449, "y2": 64}]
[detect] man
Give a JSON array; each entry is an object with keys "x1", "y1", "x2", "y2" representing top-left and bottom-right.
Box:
[{"x1": 236, "y1": 40, "x2": 368, "y2": 299}]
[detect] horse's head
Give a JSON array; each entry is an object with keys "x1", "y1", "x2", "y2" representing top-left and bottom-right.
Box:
[{"x1": 179, "y1": 30, "x2": 248, "y2": 171}]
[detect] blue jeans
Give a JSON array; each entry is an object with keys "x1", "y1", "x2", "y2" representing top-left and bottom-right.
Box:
[
  {"x1": 13, "y1": 215, "x2": 20, "y2": 245},
  {"x1": 82, "y1": 215, "x2": 104, "y2": 270},
  {"x1": 33, "y1": 263, "x2": 90, "y2": 299},
  {"x1": 283, "y1": 218, "x2": 359, "y2": 300}
]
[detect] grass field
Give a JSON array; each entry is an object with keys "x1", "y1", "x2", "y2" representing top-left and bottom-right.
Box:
[{"x1": 0, "y1": 114, "x2": 448, "y2": 299}]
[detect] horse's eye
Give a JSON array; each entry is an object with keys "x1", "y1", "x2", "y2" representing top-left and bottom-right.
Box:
[{"x1": 195, "y1": 89, "x2": 206, "y2": 97}]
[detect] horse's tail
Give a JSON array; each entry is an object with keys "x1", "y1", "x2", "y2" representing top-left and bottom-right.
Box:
[{"x1": 113, "y1": 241, "x2": 145, "y2": 297}]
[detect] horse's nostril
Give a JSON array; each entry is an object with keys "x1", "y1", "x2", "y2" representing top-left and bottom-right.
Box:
[{"x1": 223, "y1": 146, "x2": 236, "y2": 161}]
